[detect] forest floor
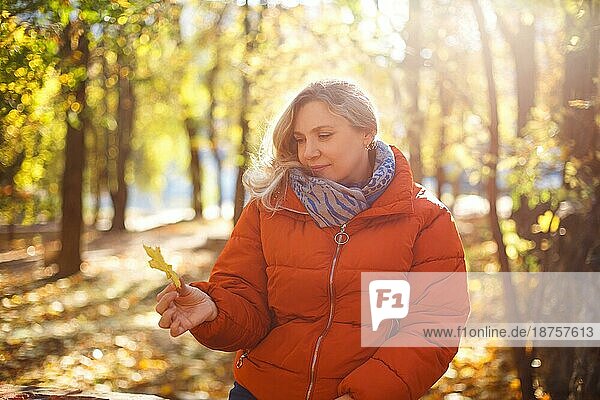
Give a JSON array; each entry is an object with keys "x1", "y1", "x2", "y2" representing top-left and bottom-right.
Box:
[{"x1": 0, "y1": 217, "x2": 523, "y2": 400}]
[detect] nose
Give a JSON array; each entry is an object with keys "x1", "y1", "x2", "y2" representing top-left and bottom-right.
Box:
[{"x1": 303, "y1": 138, "x2": 320, "y2": 160}]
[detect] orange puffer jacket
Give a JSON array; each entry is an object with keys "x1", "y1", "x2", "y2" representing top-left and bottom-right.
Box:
[{"x1": 190, "y1": 146, "x2": 469, "y2": 400}]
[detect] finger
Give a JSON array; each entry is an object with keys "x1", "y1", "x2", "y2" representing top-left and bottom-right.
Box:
[
  {"x1": 156, "y1": 291, "x2": 177, "y2": 315},
  {"x1": 156, "y1": 283, "x2": 177, "y2": 302},
  {"x1": 158, "y1": 305, "x2": 176, "y2": 329},
  {"x1": 156, "y1": 283, "x2": 174, "y2": 301},
  {"x1": 155, "y1": 291, "x2": 178, "y2": 315},
  {"x1": 178, "y1": 277, "x2": 195, "y2": 297},
  {"x1": 170, "y1": 319, "x2": 184, "y2": 337}
]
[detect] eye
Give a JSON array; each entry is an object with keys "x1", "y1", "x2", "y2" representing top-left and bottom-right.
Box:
[
  {"x1": 294, "y1": 136, "x2": 305, "y2": 144},
  {"x1": 318, "y1": 132, "x2": 332, "y2": 139}
]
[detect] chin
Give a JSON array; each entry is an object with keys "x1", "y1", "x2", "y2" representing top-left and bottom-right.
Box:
[{"x1": 318, "y1": 172, "x2": 338, "y2": 181}]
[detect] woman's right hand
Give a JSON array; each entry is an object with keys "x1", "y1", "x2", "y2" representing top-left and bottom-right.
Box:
[{"x1": 155, "y1": 278, "x2": 218, "y2": 337}]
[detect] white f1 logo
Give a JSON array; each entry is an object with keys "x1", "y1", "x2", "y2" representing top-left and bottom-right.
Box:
[{"x1": 369, "y1": 280, "x2": 410, "y2": 331}]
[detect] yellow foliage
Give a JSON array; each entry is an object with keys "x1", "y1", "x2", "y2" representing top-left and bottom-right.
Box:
[
  {"x1": 537, "y1": 210, "x2": 560, "y2": 233},
  {"x1": 138, "y1": 358, "x2": 168, "y2": 370},
  {"x1": 143, "y1": 245, "x2": 181, "y2": 288}
]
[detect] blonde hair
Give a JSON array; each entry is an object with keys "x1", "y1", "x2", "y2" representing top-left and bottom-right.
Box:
[{"x1": 243, "y1": 79, "x2": 379, "y2": 211}]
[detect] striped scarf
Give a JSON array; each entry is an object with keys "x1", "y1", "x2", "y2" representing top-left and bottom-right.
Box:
[{"x1": 289, "y1": 140, "x2": 396, "y2": 228}]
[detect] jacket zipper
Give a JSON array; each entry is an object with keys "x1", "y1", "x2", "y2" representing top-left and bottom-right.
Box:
[{"x1": 305, "y1": 223, "x2": 350, "y2": 400}]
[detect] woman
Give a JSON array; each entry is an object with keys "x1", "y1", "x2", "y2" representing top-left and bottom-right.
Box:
[{"x1": 155, "y1": 79, "x2": 469, "y2": 400}]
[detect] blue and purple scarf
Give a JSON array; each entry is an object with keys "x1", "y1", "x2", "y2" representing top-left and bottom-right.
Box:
[{"x1": 289, "y1": 140, "x2": 395, "y2": 228}]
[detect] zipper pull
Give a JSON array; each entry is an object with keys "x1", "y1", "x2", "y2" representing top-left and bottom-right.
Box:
[
  {"x1": 236, "y1": 351, "x2": 248, "y2": 368},
  {"x1": 334, "y1": 223, "x2": 349, "y2": 245}
]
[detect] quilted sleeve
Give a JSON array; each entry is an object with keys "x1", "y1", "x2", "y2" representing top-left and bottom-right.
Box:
[
  {"x1": 188, "y1": 201, "x2": 271, "y2": 352},
  {"x1": 338, "y1": 206, "x2": 470, "y2": 400}
]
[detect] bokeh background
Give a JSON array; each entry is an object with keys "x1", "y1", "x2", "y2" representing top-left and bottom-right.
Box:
[{"x1": 0, "y1": 0, "x2": 598, "y2": 399}]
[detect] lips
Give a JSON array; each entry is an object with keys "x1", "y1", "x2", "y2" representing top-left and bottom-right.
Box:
[{"x1": 310, "y1": 165, "x2": 330, "y2": 172}]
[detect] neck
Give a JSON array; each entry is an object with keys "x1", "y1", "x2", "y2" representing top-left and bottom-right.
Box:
[{"x1": 340, "y1": 152, "x2": 375, "y2": 186}]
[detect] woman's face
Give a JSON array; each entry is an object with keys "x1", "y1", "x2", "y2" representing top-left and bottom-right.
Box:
[{"x1": 292, "y1": 101, "x2": 374, "y2": 185}]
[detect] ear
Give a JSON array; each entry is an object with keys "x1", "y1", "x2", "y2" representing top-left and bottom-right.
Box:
[{"x1": 362, "y1": 130, "x2": 375, "y2": 146}]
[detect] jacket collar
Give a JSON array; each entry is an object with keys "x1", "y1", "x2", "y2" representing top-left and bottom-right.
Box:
[{"x1": 275, "y1": 146, "x2": 414, "y2": 218}]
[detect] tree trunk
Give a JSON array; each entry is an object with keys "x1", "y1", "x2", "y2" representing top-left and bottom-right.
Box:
[
  {"x1": 558, "y1": 0, "x2": 599, "y2": 272},
  {"x1": 497, "y1": 11, "x2": 539, "y2": 238},
  {"x1": 497, "y1": 13, "x2": 536, "y2": 136},
  {"x1": 110, "y1": 54, "x2": 134, "y2": 232},
  {"x1": 93, "y1": 128, "x2": 108, "y2": 228},
  {"x1": 185, "y1": 118, "x2": 203, "y2": 219},
  {"x1": 205, "y1": 7, "x2": 227, "y2": 216},
  {"x1": 206, "y1": 57, "x2": 223, "y2": 214},
  {"x1": 57, "y1": 21, "x2": 90, "y2": 278},
  {"x1": 234, "y1": 4, "x2": 262, "y2": 224},
  {"x1": 1, "y1": 151, "x2": 25, "y2": 248},
  {"x1": 84, "y1": 46, "x2": 101, "y2": 229},
  {"x1": 560, "y1": 1, "x2": 598, "y2": 159},
  {"x1": 91, "y1": 126, "x2": 101, "y2": 227},
  {"x1": 436, "y1": 73, "x2": 449, "y2": 199},
  {"x1": 404, "y1": 0, "x2": 424, "y2": 183},
  {"x1": 234, "y1": 72, "x2": 250, "y2": 225},
  {"x1": 180, "y1": 4, "x2": 227, "y2": 220},
  {"x1": 93, "y1": 45, "x2": 110, "y2": 228},
  {"x1": 513, "y1": 22, "x2": 535, "y2": 136},
  {"x1": 471, "y1": 1, "x2": 535, "y2": 399},
  {"x1": 541, "y1": 3, "x2": 600, "y2": 398}
]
